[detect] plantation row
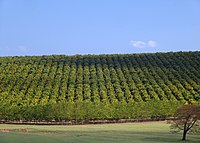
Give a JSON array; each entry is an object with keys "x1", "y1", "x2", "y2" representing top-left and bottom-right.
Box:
[
  {"x1": 0, "y1": 100, "x2": 182, "y2": 121},
  {"x1": 0, "y1": 51, "x2": 200, "y2": 120}
]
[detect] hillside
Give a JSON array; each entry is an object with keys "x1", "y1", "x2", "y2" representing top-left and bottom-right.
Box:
[{"x1": 0, "y1": 51, "x2": 200, "y2": 121}]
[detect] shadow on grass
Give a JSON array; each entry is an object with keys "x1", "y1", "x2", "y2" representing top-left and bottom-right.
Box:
[{"x1": 142, "y1": 132, "x2": 200, "y2": 143}]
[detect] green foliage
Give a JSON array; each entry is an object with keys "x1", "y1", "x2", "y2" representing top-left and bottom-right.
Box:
[{"x1": 0, "y1": 51, "x2": 200, "y2": 121}]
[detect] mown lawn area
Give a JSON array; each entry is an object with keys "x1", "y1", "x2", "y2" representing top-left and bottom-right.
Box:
[{"x1": 0, "y1": 121, "x2": 199, "y2": 143}]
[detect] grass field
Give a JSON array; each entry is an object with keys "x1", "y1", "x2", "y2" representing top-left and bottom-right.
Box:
[{"x1": 0, "y1": 121, "x2": 199, "y2": 143}]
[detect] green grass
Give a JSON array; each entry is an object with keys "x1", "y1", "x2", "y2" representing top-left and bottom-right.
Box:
[{"x1": 0, "y1": 121, "x2": 199, "y2": 143}]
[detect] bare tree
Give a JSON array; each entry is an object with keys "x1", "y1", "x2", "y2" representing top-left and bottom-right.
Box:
[{"x1": 170, "y1": 104, "x2": 200, "y2": 140}]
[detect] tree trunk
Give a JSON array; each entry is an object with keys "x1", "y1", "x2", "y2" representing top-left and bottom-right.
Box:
[{"x1": 182, "y1": 130, "x2": 187, "y2": 140}]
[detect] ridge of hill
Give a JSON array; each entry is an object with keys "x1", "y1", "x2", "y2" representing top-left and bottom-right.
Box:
[{"x1": 0, "y1": 51, "x2": 200, "y2": 121}]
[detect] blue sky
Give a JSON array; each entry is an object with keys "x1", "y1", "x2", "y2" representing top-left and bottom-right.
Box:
[{"x1": 0, "y1": 0, "x2": 200, "y2": 56}]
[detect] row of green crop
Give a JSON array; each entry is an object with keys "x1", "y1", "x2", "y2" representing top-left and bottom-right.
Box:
[
  {"x1": 0, "y1": 100, "x2": 184, "y2": 121},
  {"x1": 0, "y1": 52, "x2": 199, "y2": 108}
]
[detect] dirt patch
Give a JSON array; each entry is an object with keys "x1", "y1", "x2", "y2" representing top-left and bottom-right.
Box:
[
  {"x1": 0, "y1": 118, "x2": 169, "y2": 125},
  {"x1": 0, "y1": 129, "x2": 11, "y2": 132},
  {"x1": 0, "y1": 128, "x2": 28, "y2": 133}
]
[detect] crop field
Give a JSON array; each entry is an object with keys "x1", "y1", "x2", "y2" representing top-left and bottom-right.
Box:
[
  {"x1": 0, "y1": 52, "x2": 200, "y2": 121},
  {"x1": 0, "y1": 122, "x2": 200, "y2": 143}
]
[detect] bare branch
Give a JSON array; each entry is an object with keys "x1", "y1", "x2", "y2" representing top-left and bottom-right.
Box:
[{"x1": 187, "y1": 120, "x2": 197, "y2": 131}]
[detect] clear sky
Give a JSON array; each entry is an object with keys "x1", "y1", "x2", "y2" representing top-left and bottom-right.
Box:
[{"x1": 0, "y1": 0, "x2": 200, "y2": 56}]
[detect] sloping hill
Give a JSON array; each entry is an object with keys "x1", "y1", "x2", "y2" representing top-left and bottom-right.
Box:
[{"x1": 0, "y1": 51, "x2": 200, "y2": 121}]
